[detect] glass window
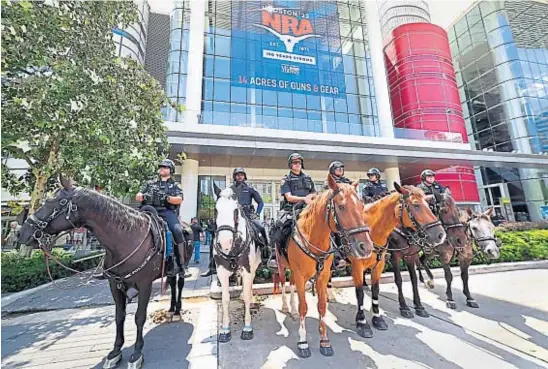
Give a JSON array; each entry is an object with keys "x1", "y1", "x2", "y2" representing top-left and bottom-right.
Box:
[
  {"x1": 454, "y1": 17, "x2": 468, "y2": 37},
  {"x1": 214, "y1": 56, "x2": 230, "y2": 79},
  {"x1": 213, "y1": 79, "x2": 230, "y2": 101},
  {"x1": 466, "y1": 6, "x2": 482, "y2": 27},
  {"x1": 214, "y1": 35, "x2": 231, "y2": 57}
]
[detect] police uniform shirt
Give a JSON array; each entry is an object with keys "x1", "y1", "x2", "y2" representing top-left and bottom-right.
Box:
[
  {"x1": 231, "y1": 182, "x2": 263, "y2": 216},
  {"x1": 417, "y1": 181, "x2": 445, "y2": 196},
  {"x1": 323, "y1": 175, "x2": 351, "y2": 190},
  {"x1": 362, "y1": 180, "x2": 389, "y2": 199},
  {"x1": 281, "y1": 171, "x2": 316, "y2": 198},
  {"x1": 140, "y1": 177, "x2": 183, "y2": 209}
]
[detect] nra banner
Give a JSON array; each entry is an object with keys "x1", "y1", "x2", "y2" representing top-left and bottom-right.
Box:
[{"x1": 231, "y1": 2, "x2": 346, "y2": 97}]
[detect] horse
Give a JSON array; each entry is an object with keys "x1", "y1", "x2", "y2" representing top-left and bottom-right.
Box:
[
  {"x1": 418, "y1": 206, "x2": 501, "y2": 309},
  {"x1": 343, "y1": 184, "x2": 446, "y2": 338},
  {"x1": 17, "y1": 176, "x2": 184, "y2": 369},
  {"x1": 387, "y1": 188, "x2": 468, "y2": 318},
  {"x1": 212, "y1": 184, "x2": 262, "y2": 343},
  {"x1": 276, "y1": 174, "x2": 373, "y2": 358}
]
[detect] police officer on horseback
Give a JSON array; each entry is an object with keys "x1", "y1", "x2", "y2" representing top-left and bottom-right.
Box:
[
  {"x1": 268, "y1": 153, "x2": 317, "y2": 269},
  {"x1": 323, "y1": 161, "x2": 352, "y2": 188},
  {"x1": 230, "y1": 167, "x2": 268, "y2": 249},
  {"x1": 362, "y1": 167, "x2": 389, "y2": 203},
  {"x1": 136, "y1": 159, "x2": 186, "y2": 276},
  {"x1": 417, "y1": 169, "x2": 446, "y2": 216}
]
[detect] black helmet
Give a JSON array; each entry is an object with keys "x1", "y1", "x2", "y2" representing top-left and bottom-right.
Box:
[
  {"x1": 288, "y1": 153, "x2": 304, "y2": 169},
  {"x1": 367, "y1": 168, "x2": 381, "y2": 177},
  {"x1": 158, "y1": 159, "x2": 175, "y2": 174},
  {"x1": 328, "y1": 161, "x2": 344, "y2": 175},
  {"x1": 233, "y1": 167, "x2": 247, "y2": 181},
  {"x1": 421, "y1": 169, "x2": 436, "y2": 181}
]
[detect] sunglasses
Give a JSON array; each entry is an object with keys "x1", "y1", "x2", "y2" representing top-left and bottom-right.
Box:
[{"x1": 291, "y1": 161, "x2": 302, "y2": 165}]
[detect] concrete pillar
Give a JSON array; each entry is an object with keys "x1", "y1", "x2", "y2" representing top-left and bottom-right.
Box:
[
  {"x1": 365, "y1": 0, "x2": 394, "y2": 139},
  {"x1": 384, "y1": 166, "x2": 401, "y2": 190},
  {"x1": 180, "y1": 159, "x2": 199, "y2": 222},
  {"x1": 184, "y1": 0, "x2": 206, "y2": 125}
]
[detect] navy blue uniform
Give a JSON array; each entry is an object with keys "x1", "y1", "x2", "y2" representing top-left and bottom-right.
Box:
[
  {"x1": 417, "y1": 181, "x2": 446, "y2": 215},
  {"x1": 280, "y1": 171, "x2": 316, "y2": 210},
  {"x1": 140, "y1": 178, "x2": 185, "y2": 245},
  {"x1": 231, "y1": 182, "x2": 264, "y2": 218},
  {"x1": 323, "y1": 176, "x2": 351, "y2": 190},
  {"x1": 362, "y1": 181, "x2": 389, "y2": 203}
]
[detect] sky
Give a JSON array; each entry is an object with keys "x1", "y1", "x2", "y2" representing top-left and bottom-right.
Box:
[{"x1": 148, "y1": 0, "x2": 476, "y2": 30}]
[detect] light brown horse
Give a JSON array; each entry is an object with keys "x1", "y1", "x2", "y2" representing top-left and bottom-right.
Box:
[
  {"x1": 349, "y1": 184, "x2": 446, "y2": 338},
  {"x1": 276, "y1": 174, "x2": 373, "y2": 358}
]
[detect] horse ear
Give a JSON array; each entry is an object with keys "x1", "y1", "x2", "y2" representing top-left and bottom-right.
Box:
[
  {"x1": 466, "y1": 206, "x2": 473, "y2": 217},
  {"x1": 444, "y1": 187, "x2": 452, "y2": 197},
  {"x1": 213, "y1": 183, "x2": 221, "y2": 199},
  {"x1": 484, "y1": 206, "x2": 494, "y2": 217},
  {"x1": 393, "y1": 182, "x2": 408, "y2": 196},
  {"x1": 327, "y1": 173, "x2": 338, "y2": 191},
  {"x1": 352, "y1": 181, "x2": 359, "y2": 189},
  {"x1": 59, "y1": 174, "x2": 74, "y2": 190}
]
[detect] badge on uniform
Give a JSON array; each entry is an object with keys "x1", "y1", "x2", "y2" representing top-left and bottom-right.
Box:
[{"x1": 280, "y1": 179, "x2": 286, "y2": 186}]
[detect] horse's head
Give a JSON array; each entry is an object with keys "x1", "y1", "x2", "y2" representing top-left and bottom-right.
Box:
[
  {"x1": 326, "y1": 174, "x2": 373, "y2": 259},
  {"x1": 438, "y1": 188, "x2": 467, "y2": 248},
  {"x1": 213, "y1": 183, "x2": 243, "y2": 254},
  {"x1": 394, "y1": 182, "x2": 446, "y2": 247},
  {"x1": 18, "y1": 175, "x2": 82, "y2": 249},
  {"x1": 462, "y1": 206, "x2": 501, "y2": 259}
]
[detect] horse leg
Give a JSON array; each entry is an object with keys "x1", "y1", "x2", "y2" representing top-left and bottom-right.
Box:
[
  {"x1": 167, "y1": 276, "x2": 176, "y2": 319},
  {"x1": 419, "y1": 254, "x2": 435, "y2": 289},
  {"x1": 175, "y1": 274, "x2": 185, "y2": 317},
  {"x1": 443, "y1": 263, "x2": 456, "y2": 309},
  {"x1": 103, "y1": 281, "x2": 126, "y2": 369},
  {"x1": 408, "y1": 255, "x2": 429, "y2": 317},
  {"x1": 294, "y1": 272, "x2": 311, "y2": 358},
  {"x1": 128, "y1": 284, "x2": 152, "y2": 369},
  {"x1": 459, "y1": 255, "x2": 478, "y2": 308},
  {"x1": 326, "y1": 274, "x2": 336, "y2": 303},
  {"x1": 241, "y1": 270, "x2": 254, "y2": 340},
  {"x1": 392, "y1": 253, "x2": 413, "y2": 319},
  {"x1": 218, "y1": 267, "x2": 232, "y2": 343},
  {"x1": 279, "y1": 267, "x2": 289, "y2": 314},
  {"x1": 352, "y1": 265, "x2": 373, "y2": 338},
  {"x1": 289, "y1": 273, "x2": 298, "y2": 320},
  {"x1": 317, "y1": 270, "x2": 334, "y2": 357},
  {"x1": 370, "y1": 261, "x2": 388, "y2": 331}
]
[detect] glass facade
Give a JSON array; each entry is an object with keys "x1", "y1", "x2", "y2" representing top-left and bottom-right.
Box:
[
  {"x1": 450, "y1": 1, "x2": 548, "y2": 220},
  {"x1": 166, "y1": 0, "x2": 379, "y2": 136},
  {"x1": 113, "y1": 0, "x2": 150, "y2": 64}
]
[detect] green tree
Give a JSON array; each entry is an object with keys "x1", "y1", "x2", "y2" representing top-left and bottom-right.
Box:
[{"x1": 1, "y1": 0, "x2": 171, "y2": 213}]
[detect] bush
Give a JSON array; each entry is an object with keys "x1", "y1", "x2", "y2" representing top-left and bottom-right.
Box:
[
  {"x1": 1, "y1": 249, "x2": 103, "y2": 293},
  {"x1": 495, "y1": 221, "x2": 548, "y2": 233}
]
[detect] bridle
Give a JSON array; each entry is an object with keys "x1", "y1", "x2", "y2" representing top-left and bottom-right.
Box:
[
  {"x1": 397, "y1": 193, "x2": 442, "y2": 250},
  {"x1": 438, "y1": 201, "x2": 466, "y2": 251},
  {"x1": 214, "y1": 201, "x2": 251, "y2": 272},
  {"x1": 465, "y1": 214, "x2": 502, "y2": 250}
]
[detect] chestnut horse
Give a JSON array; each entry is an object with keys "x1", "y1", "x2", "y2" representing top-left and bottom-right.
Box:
[
  {"x1": 387, "y1": 189, "x2": 468, "y2": 318},
  {"x1": 276, "y1": 174, "x2": 373, "y2": 358},
  {"x1": 347, "y1": 184, "x2": 446, "y2": 338}
]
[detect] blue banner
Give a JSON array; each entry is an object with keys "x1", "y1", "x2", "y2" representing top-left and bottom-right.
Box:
[{"x1": 230, "y1": 1, "x2": 346, "y2": 97}]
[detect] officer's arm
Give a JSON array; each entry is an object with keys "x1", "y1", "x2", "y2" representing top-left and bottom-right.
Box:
[
  {"x1": 136, "y1": 182, "x2": 149, "y2": 202},
  {"x1": 252, "y1": 189, "x2": 264, "y2": 214},
  {"x1": 167, "y1": 184, "x2": 184, "y2": 205}
]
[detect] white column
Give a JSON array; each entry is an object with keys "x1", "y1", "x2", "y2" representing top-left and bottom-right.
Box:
[
  {"x1": 383, "y1": 167, "x2": 401, "y2": 190},
  {"x1": 365, "y1": 0, "x2": 394, "y2": 139},
  {"x1": 184, "y1": 0, "x2": 206, "y2": 126},
  {"x1": 180, "y1": 159, "x2": 199, "y2": 222}
]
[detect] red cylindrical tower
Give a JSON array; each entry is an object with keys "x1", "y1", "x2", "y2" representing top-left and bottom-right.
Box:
[{"x1": 384, "y1": 23, "x2": 479, "y2": 202}]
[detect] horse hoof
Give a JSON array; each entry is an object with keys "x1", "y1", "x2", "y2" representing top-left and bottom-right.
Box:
[
  {"x1": 103, "y1": 351, "x2": 122, "y2": 369},
  {"x1": 372, "y1": 316, "x2": 388, "y2": 330},
  {"x1": 446, "y1": 300, "x2": 457, "y2": 309},
  {"x1": 319, "y1": 345, "x2": 334, "y2": 357},
  {"x1": 291, "y1": 312, "x2": 299, "y2": 321},
  {"x1": 241, "y1": 329, "x2": 254, "y2": 340},
  {"x1": 400, "y1": 308, "x2": 414, "y2": 319},
  {"x1": 415, "y1": 308, "x2": 429, "y2": 318},
  {"x1": 356, "y1": 322, "x2": 373, "y2": 338},
  {"x1": 127, "y1": 353, "x2": 143, "y2": 369},
  {"x1": 218, "y1": 331, "x2": 232, "y2": 343},
  {"x1": 297, "y1": 342, "x2": 311, "y2": 358},
  {"x1": 426, "y1": 280, "x2": 435, "y2": 289},
  {"x1": 281, "y1": 305, "x2": 290, "y2": 314},
  {"x1": 466, "y1": 299, "x2": 479, "y2": 308}
]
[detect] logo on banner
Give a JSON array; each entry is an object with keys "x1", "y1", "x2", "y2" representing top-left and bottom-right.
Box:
[{"x1": 254, "y1": 5, "x2": 320, "y2": 62}]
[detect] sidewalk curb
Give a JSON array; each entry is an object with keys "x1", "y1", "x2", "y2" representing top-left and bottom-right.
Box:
[{"x1": 209, "y1": 260, "x2": 548, "y2": 299}]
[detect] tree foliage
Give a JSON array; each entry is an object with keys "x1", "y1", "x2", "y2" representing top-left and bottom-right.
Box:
[{"x1": 1, "y1": 0, "x2": 170, "y2": 211}]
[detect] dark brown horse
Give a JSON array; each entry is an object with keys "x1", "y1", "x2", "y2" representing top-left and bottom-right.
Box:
[
  {"x1": 347, "y1": 184, "x2": 446, "y2": 338},
  {"x1": 418, "y1": 206, "x2": 501, "y2": 309},
  {"x1": 276, "y1": 174, "x2": 373, "y2": 358},
  {"x1": 17, "y1": 177, "x2": 182, "y2": 369},
  {"x1": 387, "y1": 189, "x2": 468, "y2": 318}
]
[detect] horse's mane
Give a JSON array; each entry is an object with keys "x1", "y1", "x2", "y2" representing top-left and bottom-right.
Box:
[
  {"x1": 75, "y1": 188, "x2": 150, "y2": 232},
  {"x1": 299, "y1": 183, "x2": 359, "y2": 225}
]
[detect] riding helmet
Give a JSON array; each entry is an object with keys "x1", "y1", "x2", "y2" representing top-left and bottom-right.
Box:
[
  {"x1": 421, "y1": 169, "x2": 436, "y2": 181},
  {"x1": 233, "y1": 167, "x2": 247, "y2": 181},
  {"x1": 367, "y1": 167, "x2": 381, "y2": 178},
  {"x1": 288, "y1": 153, "x2": 304, "y2": 169},
  {"x1": 328, "y1": 161, "x2": 344, "y2": 175},
  {"x1": 158, "y1": 159, "x2": 175, "y2": 174}
]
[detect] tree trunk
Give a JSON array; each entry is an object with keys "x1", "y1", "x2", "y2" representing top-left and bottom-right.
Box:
[{"x1": 28, "y1": 142, "x2": 59, "y2": 214}]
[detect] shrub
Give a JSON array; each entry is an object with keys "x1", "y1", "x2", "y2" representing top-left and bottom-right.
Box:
[{"x1": 495, "y1": 221, "x2": 548, "y2": 233}]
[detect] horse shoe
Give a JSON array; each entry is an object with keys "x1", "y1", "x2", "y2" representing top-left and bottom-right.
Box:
[
  {"x1": 103, "y1": 352, "x2": 122, "y2": 369},
  {"x1": 127, "y1": 354, "x2": 144, "y2": 369}
]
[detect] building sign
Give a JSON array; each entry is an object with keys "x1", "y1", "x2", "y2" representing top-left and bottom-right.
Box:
[{"x1": 231, "y1": 2, "x2": 346, "y2": 97}]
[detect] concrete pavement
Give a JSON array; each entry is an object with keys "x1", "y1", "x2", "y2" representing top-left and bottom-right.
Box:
[{"x1": 2, "y1": 269, "x2": 547, "y2": 369}]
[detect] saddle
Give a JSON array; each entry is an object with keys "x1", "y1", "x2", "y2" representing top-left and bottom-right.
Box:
[
  {"x1": 248, "y1": 220, "x2": 268, "y2": 250},
  {"x1": 139, "y1": 205, "x2": 166, "y2": 255}
]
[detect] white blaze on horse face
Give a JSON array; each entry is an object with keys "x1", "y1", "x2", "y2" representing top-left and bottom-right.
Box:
[{"x1": 215, "y1": 190, "x2": 238, "y2": 253}]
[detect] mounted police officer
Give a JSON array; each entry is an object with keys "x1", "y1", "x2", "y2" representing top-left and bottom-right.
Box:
[
  {"x1": 417, "y1": 169, "x2": 446, "y2": 216},
  {"x1": 136, "y1": 159, "x2": 185, "y2": 276},
  {"x1": 230, "y1": 167, "x2": 268, "y2": 249},
  {"x1": 362, "y1": 167, "x2": 389, "y2": 203},
  {"x1": 268, "y1": 153, "x2": 317, "y2": 269}
]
